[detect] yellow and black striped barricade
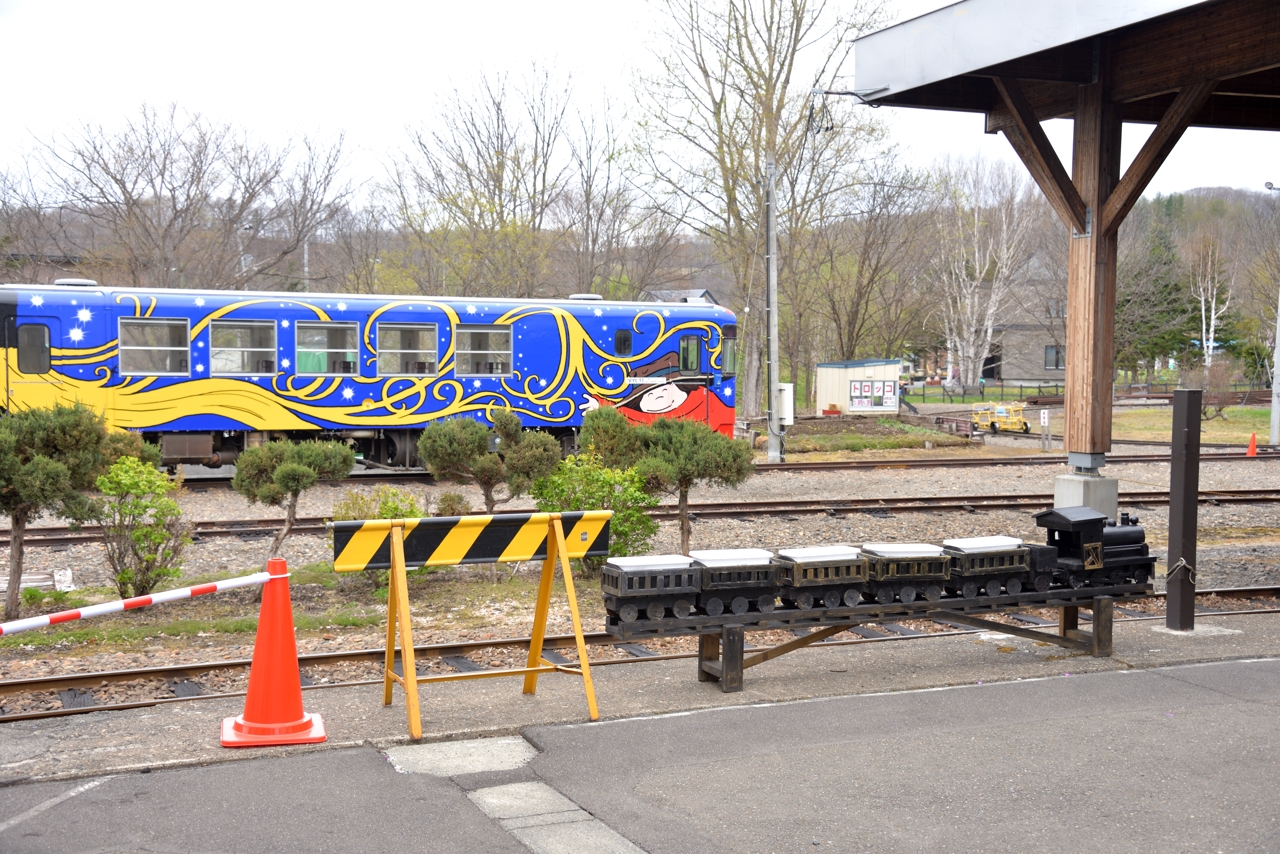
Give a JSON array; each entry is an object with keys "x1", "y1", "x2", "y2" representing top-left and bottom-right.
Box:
[{"x1": 330, "y1": 511, "x2": 612, "y2": 739}]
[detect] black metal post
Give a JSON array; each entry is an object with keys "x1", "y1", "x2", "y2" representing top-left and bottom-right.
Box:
[{"x1": 1167, "y1": 389, "x2": 1200, "y2": 631}]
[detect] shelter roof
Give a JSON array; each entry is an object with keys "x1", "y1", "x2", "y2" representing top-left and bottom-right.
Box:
[{"x1": 852, "y1": 0, "x2": 1280, "y2": 131}]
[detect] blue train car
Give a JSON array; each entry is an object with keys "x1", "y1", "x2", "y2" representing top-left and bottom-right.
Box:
[{"x1": 0, "y1": 282, "x2": 738, "y2": 466}]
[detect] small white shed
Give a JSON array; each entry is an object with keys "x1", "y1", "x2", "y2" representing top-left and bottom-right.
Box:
[{"x1": 815, "y1": 359, "x2": 901, "y2": 414}]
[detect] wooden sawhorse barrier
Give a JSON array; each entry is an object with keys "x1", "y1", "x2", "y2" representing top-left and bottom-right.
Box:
[
  {"x1": 330, "y1": 510, "x2": 612, "y2": 738},
  {"x1": 696, "y1": 596, "x2": 1115, "y2": 693}
]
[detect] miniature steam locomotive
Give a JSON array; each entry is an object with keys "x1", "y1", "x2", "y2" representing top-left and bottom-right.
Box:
[{"x1": 601, "y1": 506, "x2": 1155, "y2": 623}]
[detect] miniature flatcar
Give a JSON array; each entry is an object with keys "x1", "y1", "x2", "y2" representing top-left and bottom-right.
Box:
[{"x1": 0, "y1": 282, "x2": 738, "y2": 466}]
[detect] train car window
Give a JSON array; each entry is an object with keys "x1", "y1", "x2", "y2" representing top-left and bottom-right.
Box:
[
  {"x1": 720, "y1": 324, "x2": 737, "y2": 375},
  {"x1": 455, "y1": 325, "x2": 511, "y2": 376},
  {"x1": 119, "y1": 319, "x2": 190, "y2": 375},
  {"x1": 377, "y1": 323, "x2": 437, "y2": 376},
  {"x1": 17, "y1": 324, "x2": 50, "y2": 374},
  {"x1": 296, "y1": 322, "x2": 358, "y2": 375},
  {"x1": 614, "y1": 329, "x2": 632, "y2": 357},
  {"x1": 211, "y1": 321, "x2": 276, "y2": 375},
  {"x1": 678, "y1": 335, "x2": 700, "y2": 375}
]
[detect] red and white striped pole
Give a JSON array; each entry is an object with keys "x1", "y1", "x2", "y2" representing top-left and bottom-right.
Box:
[{"x1": 0, "y1": 571, "x2": 279, "y2": 637}]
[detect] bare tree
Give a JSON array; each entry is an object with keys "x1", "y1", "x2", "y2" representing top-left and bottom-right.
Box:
[
  {"x1": 19, "y1": 105, "x2": 347, "y2": 290},
  {"x1": 929, "y1": 158, "x2": 1033, "y2": 387},
  {"x1": 1186, "y1": 233, "x2": 1233, "y2": 368},
  {"x1": 639, "y1": 0, "x2": 887, "y2": 415}
]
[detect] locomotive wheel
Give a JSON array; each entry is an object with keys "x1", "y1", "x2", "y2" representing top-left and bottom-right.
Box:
[
  {"x1": 1005, "y1": 577, "x2": 1022, "y2": 596},
  {"x1": 672, "y1": 599, "x2": 692, "y2": 619},
  {"x1": 1133, "y1": 568, "x2": 1150, "y2": 585},
  {"x1": 704, "y1": 598, "x2": 724, "y2": 617},
  {"x1": 1089, "y1": 571, "x2": 1108, "y2": 587},
  {"x1": 823, "y1": 589, "x2": 841, "y2": 609},
  {"x1": 899, "y1": 585, "x2": 917, "y2": 604},
  {"x1": 758, "y1": 595, "x2": 776, "y2": 613},
  {"x1": 619, "y1": 603, "x2": 639, "y2": 623},
  {"x1": 1034, "y1": 574, "x2": 1051, "y2": 593},
  {"x1": 876, "y1": 587, "x2": 895, "y2": 606},
  {"x1": 844, "y1": 588, "x2": 861, "y2": 607},
  {"x1": 796, "y1": 592, "x2": 815, "y2": 611},
  {"x1": 961, "y1": 580, "x2": 979, "y2": 600},
  {"x1": 924, "y1": 584, "x2": 942, "y2": 602},
  {"x1": 1069, "y1": 573, "x2": 1088, "y2": 589},
  {"x1": 646, "y1": 601, "x2": 666, "y2": 621},
  {"x1": 984, "y1": 579, "x2": 1002, "y2": 597},
  {"x1": 730, "y1": 596, "x2": 749, "y2": 616},
  {"x1": 1111, "y1": 569, "x2": 1128, "y2": 586}
]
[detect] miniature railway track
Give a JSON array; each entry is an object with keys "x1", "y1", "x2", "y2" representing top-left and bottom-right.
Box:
[
  {"x1": 2, "y1": 585, "x2": 1276, "y2": 723},
  {"x1": 8, "y1": 487, "x2": 1279, "y2": 547},
  {"x1": 755, "y1": 451, "x2": 1277, "y2": 473}
]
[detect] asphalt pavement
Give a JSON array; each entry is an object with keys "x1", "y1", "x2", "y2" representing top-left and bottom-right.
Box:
[{"x1": 2, "y1": 657, "x2": 1275, "y2": 854}]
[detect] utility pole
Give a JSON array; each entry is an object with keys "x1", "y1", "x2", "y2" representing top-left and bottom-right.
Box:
[
  {"x1": 765, "y1": 156, "x2": 783, "y2": 463},
  {"x1": 1268, "y1": 182, "x2": 1280, "y2": 447}
]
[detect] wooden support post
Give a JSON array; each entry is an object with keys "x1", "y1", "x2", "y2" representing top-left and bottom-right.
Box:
[
  {"x1": 697, "y1": 634, "x2": 720, "y2": 682},
  {"x1": 1065, "y1": 53, "x2": 1123, "y2": 463},
  {"x1": 1091, "y1": 596, "x2": 1114, "y2": 657},
  {"x1": 720, "y1": 625, "x2": 744, "y2": 693},
  {"x1": 1060, "y1": 605, "x2": 1079, "y2": 638},
  {"x1": 1167, "y1": 389, "x2": 1201, "y2": 631}
]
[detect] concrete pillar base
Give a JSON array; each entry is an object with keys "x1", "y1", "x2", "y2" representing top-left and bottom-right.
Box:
[{"x1": 1054, "y1": 473, "x2": 1119, "y2": 521}]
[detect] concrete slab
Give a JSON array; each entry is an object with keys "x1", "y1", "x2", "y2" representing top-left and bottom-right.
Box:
[
  {"x1": 512, "y1": 819, "x2": 647, "y2": 854},
  {"x1": 469, "y1": 780, "x2": 581, "y2": 820},
  {"x1": 386, "y1": 735, "x2": 537, "y2": 776}
]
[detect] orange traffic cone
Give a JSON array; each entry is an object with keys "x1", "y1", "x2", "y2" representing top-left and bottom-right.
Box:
[
  {"x1": 221, "y1": 558, "x2": 326, "y2": 747},
  {"x1": 1247, "y1": 433, "x2": 1258, "y2": 457}
]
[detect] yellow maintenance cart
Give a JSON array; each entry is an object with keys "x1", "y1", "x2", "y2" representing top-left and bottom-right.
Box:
[{"x1": 972, "y1": 402, "x2": 1031, "y2": 434}]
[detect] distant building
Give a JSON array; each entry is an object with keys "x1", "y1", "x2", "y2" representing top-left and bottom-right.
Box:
[
  {"x1": 986, "y1": 278, "x2": 1067, "y2": 384},
  {"x1": 642, "y1": 287, "x2": 719, "y2": 305}
]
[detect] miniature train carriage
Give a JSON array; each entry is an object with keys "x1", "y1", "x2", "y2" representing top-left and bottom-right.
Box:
[
  {"x1": 690, "y1": 549, "x2": 778, "y2": 617},
  {"x1": 772, "y1": 546, "x2": 869, "y2": 610},
  {"x1": 944, "y1": 536, "x2": 1044, "y2": 598},
  {"x1": 601, "y1": 555, "x2": 699, "y2": 622},
  {"x1": 861, "y1": 543, "x2": 950, "y2": 605}
]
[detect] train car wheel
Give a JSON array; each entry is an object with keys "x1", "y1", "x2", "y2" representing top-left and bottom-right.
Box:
[
  {"x1": 1034, "y1": 574, "x2": 1051, "y2": 593},
  {"x1": 961, "y1": 580, "x2": 979, "y2": 600},
  {"x1": 704, "y1": 598, "x2": 724, "y2": 617},
  {"x1": 673, "y1": 599, "x2": 692, "y2": 619},
  {"x1": 984, "y1": 579, "x2": 1002, "y2": 597},
  {"x1": 646, "y1": 602, "x2": 666, "y2": 621},
  {"x1": 875, "y1": 587, "x2": 895, "y2": 606},
  {"x1": 758, "y1": 595, "x2": 775, "y2": 613},
  {"x1": 1133, "y1": 568, "x2": 1150, "y2": 585},
  {"x1": 1021, "y1": 422, "x2": 1030, "y2": 433},
  {"x1": 899, "y1": 585, "x2": 917, "y2": 604},
  {"x1": 822, "y1": 590, "x2": 841, "y2": 609},
  {"x1": 924, "y1": 584, "x2": 942, "y2": 602},
  {"x1": 1005, "y1": 577, "x2": 1022, "y2": 596},
  {"x1": 843, "y1": 588, "x2": 861, "y2": 607},
  {"x1": 730, "y1": 596, "x2": 749, "y2": 615},
  {"x1": 796, "y1": 592, "x2": 815, "y2": 611},
  {"x1": 619, "y1": 603, "x2": 639, "y2": 622}
]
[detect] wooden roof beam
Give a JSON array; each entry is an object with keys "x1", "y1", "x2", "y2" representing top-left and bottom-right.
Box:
[
  {"x1": 993, "y1": 77, "x2": 1088, "y2": 234},
  {"x1": 1100, "y1": 80, "x2": 1217, "y2": 234}
]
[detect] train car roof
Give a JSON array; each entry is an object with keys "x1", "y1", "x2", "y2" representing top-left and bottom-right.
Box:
[{"x1": 0, "y1": 283, "x2": 734, "y2": 313}]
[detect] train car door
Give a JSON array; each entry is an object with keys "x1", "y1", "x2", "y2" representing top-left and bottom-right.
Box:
[
  {"x1": 678, "y1": 333, "x2": 709, "y2": 424},
  {"x1": 6, "y1": 316, "x2": 62, "y2": 411}
]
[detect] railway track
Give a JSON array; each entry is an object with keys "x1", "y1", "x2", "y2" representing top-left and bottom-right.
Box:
[
  {"x1": 754, "y1": 451, "x2": 1276, "y2": 473},
  {"x1": 8, "y1": 487, "x2": 1279, "y2": 547},
  {"x1": 2, "y1": 585, "x2": 1275, "y2": 723}
]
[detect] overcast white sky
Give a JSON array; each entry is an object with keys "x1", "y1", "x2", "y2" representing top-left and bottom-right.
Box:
[{"x1": 0, "y1": 0, "x2": 1275, "y2": 196}]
